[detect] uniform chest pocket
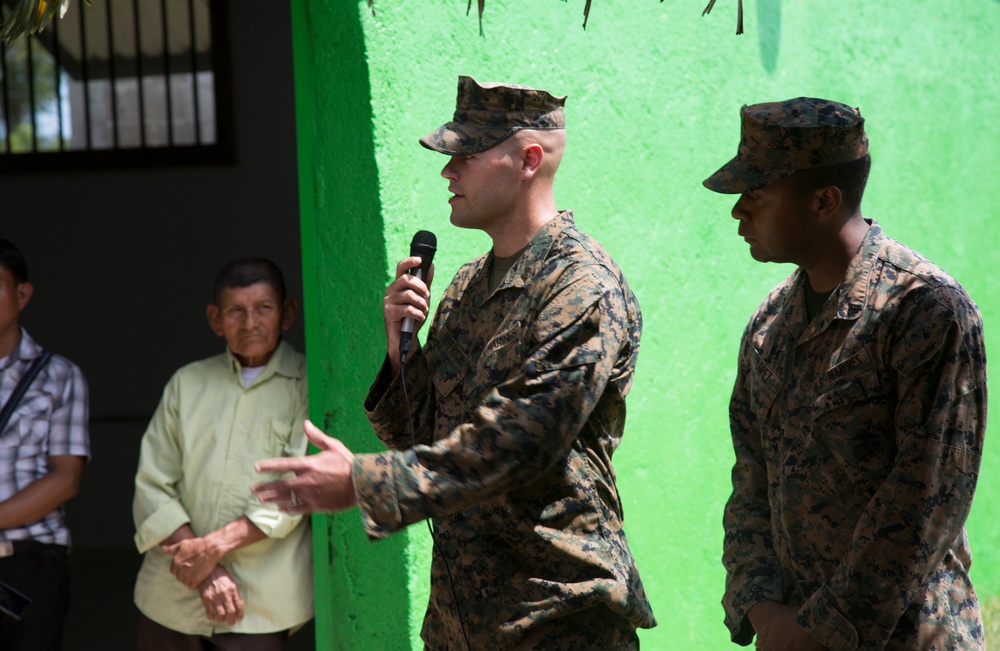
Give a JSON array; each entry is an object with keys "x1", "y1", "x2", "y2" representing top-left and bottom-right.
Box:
[
  {"x1": 427, "y1": 326, "x2": 469, "y2": 400},
  {"x1": 748, "y1": 350, "x2": 780, "y2": 420},
  {"x1": 813, "y1": 359, "x2": 883, "y2": 420},
  {"x1": 475, "y1": 320, "x2": 524, "y2": 389}
]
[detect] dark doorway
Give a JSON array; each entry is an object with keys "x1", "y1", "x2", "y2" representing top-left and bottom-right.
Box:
[{"x1": 3, "y1": 2, "x2": 313, "y2": 648}]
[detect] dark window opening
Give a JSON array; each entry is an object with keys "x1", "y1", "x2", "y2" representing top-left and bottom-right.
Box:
[{"x1": 0, "y1": 0, "x2": 233, "y2": 173}]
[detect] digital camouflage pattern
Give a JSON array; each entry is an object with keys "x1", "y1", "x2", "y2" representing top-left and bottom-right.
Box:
[
  {"x1": 419, "y1": 75, "x2": 567, "y2": 156},
  {"x1": 724, "y1": 221, "x2": 987, "y2": 650},
  {"x1": 354, "y1": 211, "x2": 656, "y2": 649},
  {"x1": 703, "y1": 97, "x2": 869, "y2": 195}
]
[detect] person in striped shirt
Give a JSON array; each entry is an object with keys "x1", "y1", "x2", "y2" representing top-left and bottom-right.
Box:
[{"x1": 0, "y1": 239, "x2": 90, "y2": 651}]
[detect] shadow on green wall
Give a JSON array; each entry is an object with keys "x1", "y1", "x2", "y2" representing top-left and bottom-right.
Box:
[
  {"x1": 293, "y1": 0, "x2": 410, "y2": 648},
  {"x1": 757, "y1": 0, "x2": 782, "y2": 75}
]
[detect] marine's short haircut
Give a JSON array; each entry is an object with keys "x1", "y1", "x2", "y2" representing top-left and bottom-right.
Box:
[
  {"x1": 213, "y1": 258, "x2": 287, "y2": 304},
  {"x1": 0, "y1": 239, "x2": 29, "y2": 284},
  {"x1": 793, "y1": 153, "x2": 871, "y2": 214}
]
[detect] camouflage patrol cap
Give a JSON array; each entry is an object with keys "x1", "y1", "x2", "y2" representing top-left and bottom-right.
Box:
[
  {"x1": 703, "y1": 97, "x2": 869, "y2": 194},
  {"x1": 419, "y1": 76, "x2": 567, "y2": 156}
]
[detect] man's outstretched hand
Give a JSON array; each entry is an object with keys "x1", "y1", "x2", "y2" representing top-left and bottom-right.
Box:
[{"x1": 253, "y1": 420, "x2": 357, "y2": 514}]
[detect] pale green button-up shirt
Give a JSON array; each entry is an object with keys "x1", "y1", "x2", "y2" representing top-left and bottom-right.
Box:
[{"x1": 133, "y1": 340, "x2": 312, "y2": 635}]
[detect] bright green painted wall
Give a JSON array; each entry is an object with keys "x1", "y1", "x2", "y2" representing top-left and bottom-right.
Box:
[
  {"x1": 294, "y1": 1, "x2": 1000, "y2": 648},
  {"x1": 292, "y1": 1, "x2": 412, "y2": 648}
]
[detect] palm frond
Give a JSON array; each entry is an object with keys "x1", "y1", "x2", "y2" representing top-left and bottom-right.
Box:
[
  {"x1": 1, "y1": 0, "x2": 74, "y2": 45},
  {"x1": 702, "y1": 0, "x2": 744, "y2": 35},
  {"x1": 360, "y1": 1, "x2": 742, "y2": 36},
  {"x1": 465, "y1": 0, "x2": 485, "y2": 37}
]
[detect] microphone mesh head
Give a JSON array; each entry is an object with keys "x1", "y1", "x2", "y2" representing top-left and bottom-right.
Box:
[
  {"x1": 410, "y1": 230, "x2": 437, "y2": 261},
  {"x1": 411, "y1": 230, "x2": 437, "y2": 249}
]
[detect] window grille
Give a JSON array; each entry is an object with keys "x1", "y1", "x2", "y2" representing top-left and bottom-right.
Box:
[{"x1": 0, "y1": 0, "x2": 233, "y2": 172}]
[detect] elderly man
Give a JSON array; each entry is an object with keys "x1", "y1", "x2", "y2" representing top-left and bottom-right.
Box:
[
  {"x1": 255, "y1": 76, "x2": 657, "y2": 650},
  {"x1": 133, "y1": 258, "x2": 312, "y2": 651},
  {"x1": 0, "y1": 239, "x2": 89, "y2": 651},
  {"x1": 705, "y1": 98, "x2": 987, "y2": 650}
]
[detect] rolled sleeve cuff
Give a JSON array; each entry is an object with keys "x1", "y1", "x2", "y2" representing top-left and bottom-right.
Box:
[
  {"x1": 797, "y1": 585, "x2": 859, "y2": 651},
  {"x1": 725, "y1": 572, "x2": 784, "y2": 645},
  {"x1": 364, "y1": 354, "x2": 430, "y2": 428},
  {"x1": 245, "y1": 504, "x2": 303, "y2": 539},
  {"x1": 351, "y1": 452, "x2": 403, "y2": 540},
  {"x1": 363, "y1": 357, "x2": 398, "y2": 414},
  {"x1": 49, "y1": 444, "x2": 91, "y2": 459},
  {"x1": 134, "y1": 501, "x2": 190, "y2": 553}
]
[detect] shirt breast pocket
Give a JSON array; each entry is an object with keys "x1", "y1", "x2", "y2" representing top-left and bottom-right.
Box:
[
  {"x1": 748, "y1": 350, "x2": 780, "y2": 421},
  {"x1": 812, "y1": 360, "x2": 884, "y2": 424},
  {"x1": 260, "y1": 417, "x2": 294, "y2": 458},
  {"x1": 427, "y1": 326, "x2": 469, "y2": 401},
  {"x1": 810, "y1": 358, "x2": 892, "y2": 472},
  {"x1": 475, "y1": 320, "x2": 524, "y2": 389}
]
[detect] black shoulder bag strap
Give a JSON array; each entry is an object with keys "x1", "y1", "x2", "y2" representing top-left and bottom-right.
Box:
[{"x1": 0, "y1": 351, "x2": 54, "y2": 436}]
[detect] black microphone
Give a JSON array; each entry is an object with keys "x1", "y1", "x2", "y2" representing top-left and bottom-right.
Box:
[{"x1": 399, "y1": 230, "x2": 437, "y2": 365}]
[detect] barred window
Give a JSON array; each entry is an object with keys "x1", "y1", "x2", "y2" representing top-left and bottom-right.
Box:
[{"x1": 0, "y1": 0, "x2": 233, "y2": 172}]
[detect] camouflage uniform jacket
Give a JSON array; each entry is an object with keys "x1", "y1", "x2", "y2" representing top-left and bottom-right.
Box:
[
  {"x1": 723, "y1": 220, "x2": 987, "y2": 650},
  {"x1": 355, "y1": 211, "x2": 656, "y2": 649}
]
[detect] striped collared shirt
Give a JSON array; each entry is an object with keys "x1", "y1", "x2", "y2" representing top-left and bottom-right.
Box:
[{"x1": 0, "y1": 328, "x2": 90, "y2": 545}]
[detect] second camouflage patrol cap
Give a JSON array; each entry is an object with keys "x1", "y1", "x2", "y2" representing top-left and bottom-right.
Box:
[
  {"x1": 703, "y1": 97, "x2": 869, "y2": 194},
  {"x1": 419, "y1": 76, "x2": 567, "y2": 156}
]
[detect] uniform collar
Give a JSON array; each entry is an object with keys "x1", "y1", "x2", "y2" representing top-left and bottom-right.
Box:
[
  {"x1": 791, "y1": 219, "x2": 884, "y2": 343},
  {"x1": 480, "y1": 210, "x2": 575, "y2": 298},
  {"x1": 835, "y1": 218, "x2": 884, "y2": 321}
]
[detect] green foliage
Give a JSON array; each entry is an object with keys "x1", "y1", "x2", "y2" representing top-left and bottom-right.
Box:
[
  {"x1": 2, "y1": 121, "x2": 62, "y2": 153},
  {"x1": 6, "y1": 123, "x2": 34, "y2": 152},
  {"x1": 1, "y1": 0, "x2": 72, "y2": 45},
  {"x1": 0, "y1": 35, "x2": 60, "y2": 153},
  {"x1": 2, "y1": 37, "x2": 59, "y2": 119}
]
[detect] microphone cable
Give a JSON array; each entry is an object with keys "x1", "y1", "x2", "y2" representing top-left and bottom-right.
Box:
[{"x1": 399, "y1": 351, "x2": 473, "y2": 651}]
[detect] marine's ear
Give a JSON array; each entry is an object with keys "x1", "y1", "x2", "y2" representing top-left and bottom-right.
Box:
[
  {"x1": 814, "y1": 184, "x2": 843, "y2": 220},
  {"x1": 520, "y1": 142, "x2": 545, "y2": 179}
]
